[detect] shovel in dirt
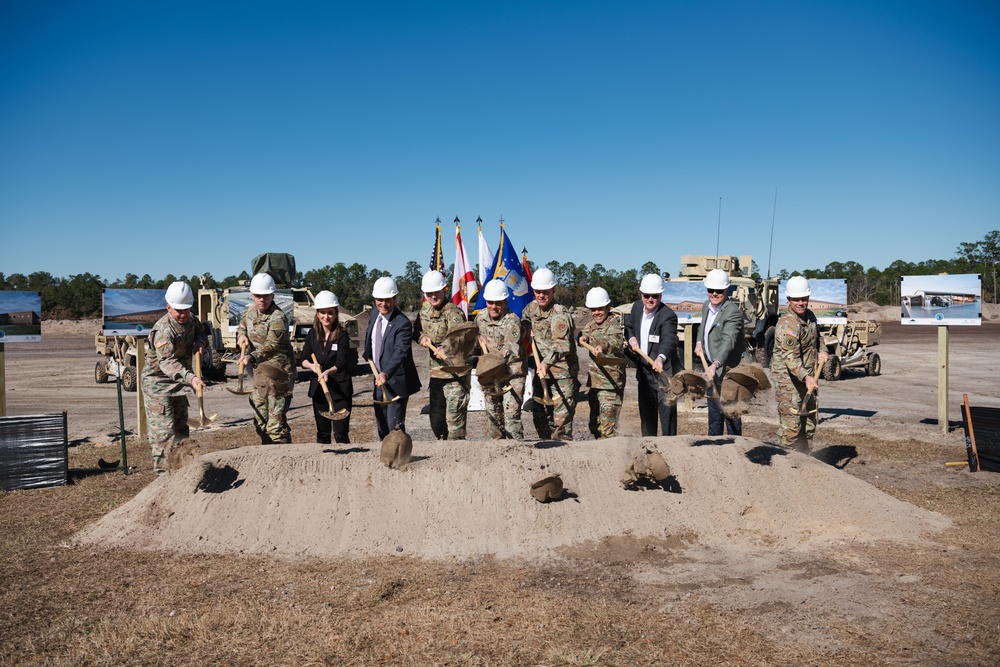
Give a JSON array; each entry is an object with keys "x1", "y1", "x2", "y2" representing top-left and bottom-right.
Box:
[
  {"x1": 311, "y1": 353, "x2": 349, "y2": 421},
  {"x1": 419, "y1": 338, "x2": 471, "y2": 375},
  {"x1": 188, "y1": 350, "x2": 217, "y2": 428},
  {"x1": 366, "y1": 359, "x2": 400, "y2": 405},
  {"x1": 629, "y1": 342, "x2": 677, "y2": 392},
  {"x1": 696, "y1": 349, "x2": 719, "y2": 401},
  {"x1": 579, "y1": 339, "x2": 625, "y2": 366},
  {"x1": 226, "y1": 342, "x2": 252, "y2": 395},
  {"x1": 794, "y1": 363, "x2": 824, "y2": 416},
  {"x1": 529, "y1": 330, "x2": 557, "y2": 406}
]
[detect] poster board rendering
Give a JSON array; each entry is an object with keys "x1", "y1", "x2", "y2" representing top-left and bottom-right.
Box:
[
  {"x1": 778, "y1": 279, "x2": 848, "y2": 325},
  {"x1": 102, "y1": 289, "x2": 167, "y2": 336},
  {"x1": 0, "y1": 292, "x2": 42, "y2": 342},
  {"x1": 901, "y1": 274, "x2": 981, "y2": 326}
]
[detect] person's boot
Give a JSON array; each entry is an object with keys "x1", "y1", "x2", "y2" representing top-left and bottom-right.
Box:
[{"x1": 152, "y1": 454, "x2": 167, "y2": 475}]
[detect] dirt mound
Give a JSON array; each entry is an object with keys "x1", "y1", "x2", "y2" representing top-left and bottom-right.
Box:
[{"x1": 72, "y1": 437, "x2": 949, "y2": 559}]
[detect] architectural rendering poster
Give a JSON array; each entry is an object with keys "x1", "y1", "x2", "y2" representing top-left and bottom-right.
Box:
[
  {"x1": 0, "y1": 291, "x2": 42, "y2": 342},
  {"x1": 225, "y1": 288, "x2": 294, "y2": 332},
  {"x1": 102, "y1": 289, "x2": 167, "y2": 336},
  {"x1": 778, "y1": 279, "x2": 848, "y2": 325},
  {"x1": 661, "y1": 282, "x2": 712, "y2": 325},
  {"x1": 901, "y1": 274, "x2": 981, "y2": 326}
]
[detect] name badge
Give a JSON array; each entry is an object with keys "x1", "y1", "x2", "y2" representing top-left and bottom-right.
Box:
[
  {"x1": 331, "y1": 344, "x2": 338, "y2": 351},
  {"x1": 649, "y1": 334, "x2": 660, "y2": 343}
]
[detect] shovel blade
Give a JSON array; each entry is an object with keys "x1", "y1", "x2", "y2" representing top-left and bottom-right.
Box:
[
  {"x1": 226, "y1": 386, "x2": 252, "y2": 396},
  {"x1": 187, "y1": 414, "x2": 217, "y2": 428}
]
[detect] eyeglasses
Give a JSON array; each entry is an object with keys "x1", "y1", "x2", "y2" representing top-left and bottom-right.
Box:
[
  {"x1": 641, "y1": 293, "x2": 659, "y2": 300},
  {"x1": 707, "y1": 289, "x2": 726, "y2": 295}
]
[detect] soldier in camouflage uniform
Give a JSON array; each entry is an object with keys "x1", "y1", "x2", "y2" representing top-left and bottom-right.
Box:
[
  {"x1": 415, "y1": 270, "x2": 470, "y2": 440},
  {"x1": 475, "y1": 279, "x2": 526, "y2": 439},
  {"x1": 237, "y1": 273, "x2": 296, "y2": 444},
  {"x1": 141, "y1": 281, "x2": 207, "y2": 474},
  {"x1": 579, "y1": 287, "x2": 625, "y2": 439},
  {"x1": 771, "y1": 276, "x2": 828, "y2": 452},
  {"x1": 522, "y1": 268, "x2": 579, "y2": 440}
]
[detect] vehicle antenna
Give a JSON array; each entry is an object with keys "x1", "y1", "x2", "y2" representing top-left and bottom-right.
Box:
[
  {"x1": 716, "y1": 196, "x2": 722, "y2": 263},
  {"x1": 767, "y1": 188, "x2": 777, "y2": 278}
]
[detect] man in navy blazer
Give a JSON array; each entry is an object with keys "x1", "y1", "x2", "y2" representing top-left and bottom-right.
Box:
[
  {"x1": 363, "y1": 277, "x2": 422, "y2": 440},
  {"x1": 625, "y1": 274, "x2": 680, "y2": 436}
]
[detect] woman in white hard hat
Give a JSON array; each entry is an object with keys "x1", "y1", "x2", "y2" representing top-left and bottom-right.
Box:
[
  {"x1": 141, "y1": 281, "x2": 208, "y2": 473},
  {"x1": 474, "y1": 278, "x2": 527, "y2": 439},
  {"x1": 771, "y1": 276, "x2": 828, "y2": 452},
  {"x1": 237, "y1": 273, "x2": 296, "y2": 444},
  {"x1": 694, "y1": 268, "x2": 746, "y2": 435},
  {"x1": 625, "y1": 273, "x2": 680, "y2": 436},
  {"x1": 579, "y1": 286, "x2": 626, "y2": 439},
  {"x1": 301, "y1": 290, "x2": 353, "y2": 445}
]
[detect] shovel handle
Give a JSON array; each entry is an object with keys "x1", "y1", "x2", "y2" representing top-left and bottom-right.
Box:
[
  {"x1": 237, "y1": 342, "x2": 247, "y2": 375},
  {"x1": 312, "y1": 353, "x2": 337, "y2": 411},
  {"x1": 579, "y1": 339, "x2": 600, "y2": 357},
  {"x1": 798, "y1": 363, "x2": 823, "y2": 412},
  {"x1": 193, "y1": 350, "x2": 204, "y2": 398},
  {"x1": 529, "y1": 330, "x2": 553, "y2": 401}
]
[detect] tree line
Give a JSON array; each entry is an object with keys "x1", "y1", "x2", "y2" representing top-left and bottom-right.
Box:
[{"x1": 2, "y1": 230, "x2": 996, "y2": 319}]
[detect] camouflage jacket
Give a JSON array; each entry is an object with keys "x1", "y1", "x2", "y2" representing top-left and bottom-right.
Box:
[
  {"x1": 772, "y1": 309, "x2": 820, "y2": 384},
  {"x1": 416, "y1": 301, "x2": 467, "y2": 379},
  {"x1": 475, "y1": 309, "x2": 526, "y2": 377},
  {"x1": 237, "y1": 303, "x2": 295, "y2": 378},
  {"x1": 522, "y1": 300, "x2": 579, "y2": 380},
  {"x1": 142, "y1": 312, "x2": 208, "y2": 396},
  {"x1": 582, "y1": 313, "x2": 625, "y2": 390}
]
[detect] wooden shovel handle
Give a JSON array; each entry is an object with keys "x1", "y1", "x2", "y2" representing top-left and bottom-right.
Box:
[
  {"x1": 529, "y1": 330, "x2": 552, "y2": 397},
  {"x1": 311, "y1": 353, "x2": 330, "y2": 386},
  {"x1": 579, "y1": 339, "x2": 600, "y2": 356},
  {"x1": 237, "y1": 342, "x2": 247, "y2": 374},
  {"x1": 193, "y1": 350, "x2": 203, "y2": 398}
]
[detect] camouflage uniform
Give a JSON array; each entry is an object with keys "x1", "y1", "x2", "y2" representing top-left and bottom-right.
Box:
[
  {"x1": 141, "y1": 312, "x2": 208, "y2": 472},
  {"x1": 522, "y1": 300, "x2": 579, "y2": 440},
  {"x1": 582, "y1": 313, "x2": 626, "y2": 439},
  {"x1": 475, "y1": 308, "x2": 526, "y2": 439},
  {"x1": 238, "y1": 303, "x2": 295, "y2": 444},
  {"x1": 416, "y1": 300, "x2": 470, "y2": 440},
  {"x1": 772, "y1": 309, "x2": 821, "y2": 451}
]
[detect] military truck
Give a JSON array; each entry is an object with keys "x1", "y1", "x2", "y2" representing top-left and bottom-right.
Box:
[
  {"x1": 665, "y1": 255, "x2": 781, "y2": 364},
  {"x1": 196, "y1": 253, "x2": 359, "y2": 378},
  {"x1": 818, "y1": 318, "x2": 882, "y2": 380}
]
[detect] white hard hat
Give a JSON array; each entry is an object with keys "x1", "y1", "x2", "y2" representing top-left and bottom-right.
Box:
[
  {"x1": 372, "y1": 276, "x2": 399, "y2": 299},
  {"x1": 585, "y1": 287, "x2": 611, "y2": 308},
  {"x1": 704, "y1": 269, "x2": 731, "y2": 291},
  {"x1": 785, "y1": 276, "x2": 811, "y2": 298},
  {"x1": 249, "y1": 273, "x2": 276, "y2": 295},
  {"x1": 165, "y1": 281, "x2": 194, "y2": 309},
  {"x1": 639, "y1": 274, "x2": 664, "y2": 294},
  {"x1": 531, "y1": 267, "x2": 556, "y2": 290},
  {"x1": 314, "y1": 290, "x2": 340, "y2": 309},
  {"x1": 421, "y1": 270, "x2": 448, "y2": 293},
  {"x1": 483, "y1": 279, "x2": 509, "y2": 301}
]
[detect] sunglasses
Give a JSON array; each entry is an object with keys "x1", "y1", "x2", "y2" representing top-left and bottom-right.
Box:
[
  {"x1": 641, "y1": 293, "x2": 659, "y2": 300},
  {"x1": 707, "y1": 288, "x2": 726, "y2": 295}
]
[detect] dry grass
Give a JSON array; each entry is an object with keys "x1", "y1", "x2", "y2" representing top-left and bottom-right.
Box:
[{"x1": 2, "y1": 419, "x2": 999, "y2": 666}]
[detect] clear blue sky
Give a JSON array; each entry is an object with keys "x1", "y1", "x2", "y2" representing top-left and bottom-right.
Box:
[{"x1": 2, "y1": 1, "x2": 998, "y2": 284}]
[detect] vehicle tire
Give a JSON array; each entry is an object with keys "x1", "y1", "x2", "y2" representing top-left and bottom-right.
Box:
[
  {"x1": 122, "y1": 365, "x2": 138, "y2": 392},
  {"x1": 822, "y1": 356, "x2": 841, "y2": 382},
  {"x1": 866, "y1": 353, "x2": 881, "y2": 377},
  {"x1": 200, "y1": 346, "x2": 215, "y2": 381},
  {"x1": 95, "y1": 361, "x2": 108, "y2": 384},
  {"x1": 761, "y1": 326, "x2": 776, "y2": 368}
]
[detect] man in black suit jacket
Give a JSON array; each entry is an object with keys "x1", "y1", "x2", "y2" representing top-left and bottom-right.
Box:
[
  {"x1": 625, "y1": 274, "x2": 680, "y2": 436},
  {"x1": 364, "y1": 277, "x2": 422, "y2": 440}
]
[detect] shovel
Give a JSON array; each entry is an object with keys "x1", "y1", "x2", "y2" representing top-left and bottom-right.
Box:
[
  {"x1": 312, "y1": 353, "x2": 349, "y2": 421},
  {"x1": 794, "y1": 363, "x2": 824, "y2": 416},
  {"x1": 529, "y1": 330, "x2": 557, "y2": 406},
  {"x1": 696, "y1": 348, "x2": 719, "y2": 401},
  {"x1": 226, "y1": 342, "x2": 252, "y2": 395},
  {"x1": 367, "y1": 359, "x2": 400, "y2": 405},
  {"x1": 188, "y1": 350, "x2": 217, "y2": 428},
  {"x1": 579, "y1": 339, "x2": 625, "y2": 366},
  {"x1": 419, "y1": 338, "x2": 471, "y2": 375},
  {"x1": 629, "y1": 342, "x2": 674, "y2": 392}
]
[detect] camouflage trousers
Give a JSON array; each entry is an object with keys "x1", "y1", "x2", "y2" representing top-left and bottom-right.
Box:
[
  {"x1": 143, "y1": 392, "x2": 190, "y2": 471},
  {"x1": 588, "y1": 388, "x2": 623, "y2": 439},
  {"x1": 429, "y1": 376, "x2": 470, "y2": 440},
  {"x1": 483, "y1": 375, "x2": 525, "y2": 440},
  {"x1": 251, "y1": 374, "x2": 292, "y2": 444},
  {"x1": 775, "y1": 379, "x2": 816, "y2": 451},
  {"x1": 532, "y1": 375, "x2": 577, "y2": 441}
]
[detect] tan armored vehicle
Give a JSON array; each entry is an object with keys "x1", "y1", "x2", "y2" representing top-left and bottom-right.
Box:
[{"x1": 94, "y1": 334, "x2": 140, "y2": 391}]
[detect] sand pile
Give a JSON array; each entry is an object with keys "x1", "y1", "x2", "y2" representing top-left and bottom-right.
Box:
[{"x1": 73, "y1": 437, "x2": 950, "y2": 560}]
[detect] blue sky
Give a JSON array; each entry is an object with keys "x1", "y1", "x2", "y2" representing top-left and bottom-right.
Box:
[{"x1": 2, "y1": 1, "x2": 998, "y2": 285}]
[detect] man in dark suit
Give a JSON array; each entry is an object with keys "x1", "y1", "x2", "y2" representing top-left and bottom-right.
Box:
[
  {"x1": 694, "y1": 269, "x2": 746, "y2": 435},
  {"x1": 363, "y1": 277, "x2": 422, "y2": 440},
  {"x1": 625, "y1": 274, "x2": 680, "y2": 436}
]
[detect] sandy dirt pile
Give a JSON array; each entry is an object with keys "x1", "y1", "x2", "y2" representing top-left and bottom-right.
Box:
[{"x1": 73, "y1": 436, "x2": 950, "y2": 559}]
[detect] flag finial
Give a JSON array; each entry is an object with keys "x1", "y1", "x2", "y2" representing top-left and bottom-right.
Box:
[{"x1": 453, "y1": 216, "x2": 460, "y2": 225}]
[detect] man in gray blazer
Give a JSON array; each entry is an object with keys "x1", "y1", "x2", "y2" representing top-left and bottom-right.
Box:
[
  {"x1": 694, "y1": 269, "x2": 746, "y2": 435},
  {"x1": 625, "y1": 274, "x2": 680, "y2": 436},
  {"x1": 364, "y1": 277, "x2": 422, "y2": 440}
]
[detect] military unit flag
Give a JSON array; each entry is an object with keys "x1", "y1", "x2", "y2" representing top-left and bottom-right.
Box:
[{"x1": 474, "y1": 225, "x2": 534, "y2": 317}]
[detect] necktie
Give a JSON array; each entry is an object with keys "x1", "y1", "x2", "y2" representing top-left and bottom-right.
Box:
[{"x1": 373, "y1": 316, "x2": 385, "y2": 372}]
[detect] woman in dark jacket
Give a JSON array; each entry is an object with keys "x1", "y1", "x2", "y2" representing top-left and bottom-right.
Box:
[{"x1": 301, "y1": 290, "x2": 353, "y2": 444}]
